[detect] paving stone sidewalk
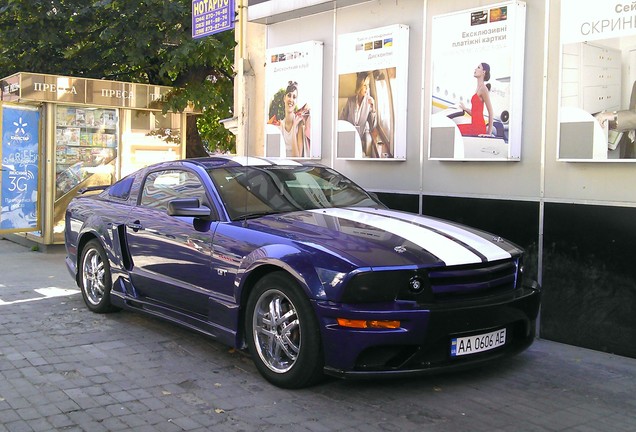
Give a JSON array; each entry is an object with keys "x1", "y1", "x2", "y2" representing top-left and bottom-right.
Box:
[{"x1": 0, "y1": 238, "x2": 635, "y2": 432}]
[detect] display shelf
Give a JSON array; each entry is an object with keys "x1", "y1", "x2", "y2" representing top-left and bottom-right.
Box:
[{"x1": 54, "y1": 106, "x2": 119, "y2": 197}]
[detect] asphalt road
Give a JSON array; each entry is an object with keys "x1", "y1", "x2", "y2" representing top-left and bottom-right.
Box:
[{"x1": 1, "y1": 238, "x2": 635, "y2": 432}]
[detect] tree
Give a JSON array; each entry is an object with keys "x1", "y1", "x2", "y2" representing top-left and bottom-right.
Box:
[{"x1": 0, "y1": 0, "x2": 236, "y2": 155}]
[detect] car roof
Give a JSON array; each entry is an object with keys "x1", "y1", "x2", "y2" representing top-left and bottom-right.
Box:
[{"x1": 145, "y1": 156, "x2": 321, "y2": 172}]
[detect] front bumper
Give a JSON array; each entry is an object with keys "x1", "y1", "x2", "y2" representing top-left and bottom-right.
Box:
[{"x1": 314, "y1": 281, "x2": 541, "y2": 377}]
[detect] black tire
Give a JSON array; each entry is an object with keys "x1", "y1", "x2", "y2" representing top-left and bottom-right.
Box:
[
  {"x1": 245, "y1": 271, "x2": 324, "y2": 389},
  {"x1": 79, "y1": 239, "x2": 118, "y2": 313}
]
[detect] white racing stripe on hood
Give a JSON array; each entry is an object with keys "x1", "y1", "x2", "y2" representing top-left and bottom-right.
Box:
[
  {"x1": 370, "y1": 208, "x2": 512, "y2": 261},
  {"x1": 310, "y1": 208, "x2": 483, "y2": 266}
]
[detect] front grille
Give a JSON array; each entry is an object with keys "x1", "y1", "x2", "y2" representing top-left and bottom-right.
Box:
[
  {"x1": 393, "y1": 258, "x2": 521, "y2": 304},
  {"x1": 342, "y1": 258, "x2": 522, "y2": 304},
  {"x1": 429, "y1": 259, "x2": 519, "y2": 301}
]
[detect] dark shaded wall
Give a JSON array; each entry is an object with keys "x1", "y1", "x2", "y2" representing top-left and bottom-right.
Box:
[
  {"x1": 374, "y1": 192, "x2": 636, "y2": 359},
  {"x1": 541, "y1": 203, "x2": 636, "y2": 358}
]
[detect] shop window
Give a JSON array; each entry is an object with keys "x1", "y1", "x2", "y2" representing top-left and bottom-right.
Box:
[
  {"x1": 131, "y1": 111, "x2": 151, "y2": 130},
  {"x1": 121, "y1": 110, "x2": 181, "y2": 177},
  {"x1": 54, "y1": 105, "x2": 118, "y2": 200},
  {"x1": 131, "y1": 111, "x2": 174, "y2": 131},
  {"x1": 53, "y1": 105, "x2": 119, "y2": 241}
]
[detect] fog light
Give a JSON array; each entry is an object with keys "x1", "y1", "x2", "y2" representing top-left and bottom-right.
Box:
[
  {"x1": 337, "y1": 318, "x2": 400, "y2": 329},
  {"x1": 409, "y1": 276, "x2": 425, "y2": 294}
]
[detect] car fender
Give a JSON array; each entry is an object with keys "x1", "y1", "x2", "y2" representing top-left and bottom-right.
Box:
[
  {"x1": 232, "y1": 243, "x2": 330, "y2": 351},
  {"x1": 75, "y1": 217, "x2": 118, "y2": 271},
  {"x1": 236, "y1": 243, "x2": 327, "y2": 302}
]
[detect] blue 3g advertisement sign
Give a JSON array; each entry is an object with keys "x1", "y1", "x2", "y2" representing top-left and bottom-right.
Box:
[{"x1": 1, "y1": 104, "x2": 40, "y2": 232}]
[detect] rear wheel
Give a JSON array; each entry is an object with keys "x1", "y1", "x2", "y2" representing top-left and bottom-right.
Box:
[
  {"x1": 245, "y1": 272, "x2": 324, "y2": 389},
  {"x1": 80, "y1": 239, "x2": 117, "y2": 313}
]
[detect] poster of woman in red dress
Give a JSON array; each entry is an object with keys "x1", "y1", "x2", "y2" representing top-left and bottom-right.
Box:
[{"x1": 430, "y1": 1, "x2": 526, "y2": 161}]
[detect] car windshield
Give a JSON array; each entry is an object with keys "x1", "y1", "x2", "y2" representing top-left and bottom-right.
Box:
[{"x1": 208, "y1": 165, "x2": 383, "y2": 220}]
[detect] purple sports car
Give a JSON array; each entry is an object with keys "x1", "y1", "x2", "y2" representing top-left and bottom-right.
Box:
[{"x1": 65, "y1": 156, "x2": 540, "y2": 388}]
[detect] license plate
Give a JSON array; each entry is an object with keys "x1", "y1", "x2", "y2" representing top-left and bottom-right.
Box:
[{"x1": 451, "y1": 328, "x2": 506, "y2": 357}]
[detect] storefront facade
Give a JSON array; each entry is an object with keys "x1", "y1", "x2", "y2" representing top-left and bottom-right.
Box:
[
  {"x1": 0, "y1": 72, "x2": 188, "y2": 245},
  {"x1": 235, "y1": 0, "x2": 636, "y2": 358}
]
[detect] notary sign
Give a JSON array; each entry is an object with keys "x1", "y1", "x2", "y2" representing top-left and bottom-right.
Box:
[
  {"x1": 0, "y1": 103, "x2": 40, "y2": 233},
  {"x1": 192, "y1": 0, "x2": 235, "y2": 39}
]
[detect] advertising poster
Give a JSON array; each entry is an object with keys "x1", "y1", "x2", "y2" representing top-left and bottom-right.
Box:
[
  {"x1": 558, "y1": 0, "x2": 636, "y2": 161},
  {"x1": 0, "y1": 103, "x2": 40, "y2": 232},
  {"x1": 264, "y1": 41, "x2": 323, "y2": 159},
  {"x1": 336, "y1": 24, "x2": 409, "y2": 160},
  {"x1": 430, "y1": 1, "x2": 526, "y2": 161}
]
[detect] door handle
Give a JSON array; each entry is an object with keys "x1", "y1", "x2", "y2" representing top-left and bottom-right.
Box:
[{"x1": 126, "y1": 221, "x2": 143, "y2": 232}]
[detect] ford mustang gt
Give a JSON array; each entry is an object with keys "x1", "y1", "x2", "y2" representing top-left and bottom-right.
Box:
[{"x1": 65, "y1": 156, "x2": 540, "y2": 388}]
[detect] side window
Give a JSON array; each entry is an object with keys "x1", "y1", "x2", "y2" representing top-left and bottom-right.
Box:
[
  {"x1": 140, "y1": 170, "x2": 208, "y2": 212},
  {"x1": 108, "y1": 175, "x2": 134, "y2": 200}
]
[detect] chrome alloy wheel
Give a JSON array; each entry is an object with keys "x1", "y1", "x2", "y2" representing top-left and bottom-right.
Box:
[
  {"x1": 81, "y1": 247, "x2": 106, "y2": 306},
  {"x1": 252, "y1": 288, "x2": 301, "y2": 373}
]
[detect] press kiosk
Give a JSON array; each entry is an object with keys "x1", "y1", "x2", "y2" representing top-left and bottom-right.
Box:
[{"x1": 0, "y1": 72, "x2": 189, "y2": 246}]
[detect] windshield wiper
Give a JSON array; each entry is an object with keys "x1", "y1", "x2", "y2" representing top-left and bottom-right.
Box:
[{"x1": 236, "y1": 211, "x2": 280, "y2": 221}]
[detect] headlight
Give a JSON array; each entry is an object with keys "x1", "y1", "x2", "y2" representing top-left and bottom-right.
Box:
[
  {"x1": 516, "y1": 256, "x2": 524, "y2": 289},
  {"x1": 341, "y1": 270, "x2": 432, "y2": 303}
]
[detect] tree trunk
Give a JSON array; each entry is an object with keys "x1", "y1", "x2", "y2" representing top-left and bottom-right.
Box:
[{"x1": 185, "y1": 114, "x2": 209, "y2": 158}]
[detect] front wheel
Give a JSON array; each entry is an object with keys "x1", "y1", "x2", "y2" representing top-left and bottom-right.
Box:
[
  {"x1": 79, "y1": 239, "x2": 118, "y2": 313},
  {"x1": 245, "y1": 272, "x2": 324, "y2": 389}
]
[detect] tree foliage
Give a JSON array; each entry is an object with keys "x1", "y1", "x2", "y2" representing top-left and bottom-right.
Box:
[{"x1": 0, "y1": 0, "x2": 236, "y2": 155}]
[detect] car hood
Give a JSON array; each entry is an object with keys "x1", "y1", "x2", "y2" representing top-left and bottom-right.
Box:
[{"x1": 249, "y1": 207, "x2": 522, "y2": 268}]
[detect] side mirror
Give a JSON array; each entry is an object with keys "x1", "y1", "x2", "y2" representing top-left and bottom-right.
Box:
[{"x1": 167, "y1": 198, "x2": 211, "y2": 218}]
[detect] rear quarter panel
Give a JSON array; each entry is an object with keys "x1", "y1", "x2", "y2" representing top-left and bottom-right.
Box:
[{"x1": 66, "y1": 195, "x2": 133, "y2": 281}]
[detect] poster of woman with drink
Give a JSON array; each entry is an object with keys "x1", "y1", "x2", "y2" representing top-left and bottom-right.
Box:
[
  {"x1": 264, "y1": 41, "x2": 323, "y2": 159},
  {"x1": 336, "y1": 24, "x2": 409, "y2": 160}
]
